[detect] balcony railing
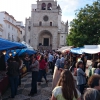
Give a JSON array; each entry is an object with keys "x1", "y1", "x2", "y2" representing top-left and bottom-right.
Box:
[{"x1": 33, "y1": 23, "x2": 58, "y2": 27}]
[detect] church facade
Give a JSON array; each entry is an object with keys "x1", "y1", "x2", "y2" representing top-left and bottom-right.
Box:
[{"x1": 25, "y1": 0, "x2": 68, "y2": 50}]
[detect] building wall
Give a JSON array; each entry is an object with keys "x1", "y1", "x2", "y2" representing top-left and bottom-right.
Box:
[
  {"x1": 0, "y1": 13, "x2": 6, "y2": 38},
  {"x1": 16, "y1": 21, "x2": 25, "y2": 42},
  {"x1": 0, "y1": 24, "x2": 3, "y2": 38},
  {"x1": 61, "y1": 22, "x2": 66, "y2": 32},
  {"x1": 25, "y1": 18, "x2": 31, "y2": 44},
  {"x1": 37, "y1": 0, "x2": 57, "y2": 11},
  {"x1": 30, "y1": 27, "x2": 58, "y2": 50},
  {"x1": 19, "y1": 27, "x2": 25, "y2": 42},
  {"x1": 59, "y1": 34, "x2": 65, "y2": 46},
  {"x1": 0, "y1": 12, "x2": 21, "y2": 42},
  {"x1": 32, "y1": 12, "x2": 58, "y2": 26}
]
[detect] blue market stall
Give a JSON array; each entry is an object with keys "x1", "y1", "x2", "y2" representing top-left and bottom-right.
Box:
[
  {"x1": 0, "y1": 38, "x2": 26, "y2": 95},
  {"x1": 70, "y1": 47, "x2": 83, "y2": 54},
  {"x1": 5, "y1": 49, "x2": 36, "y2": 62},
  {"x1": 0, "y1": 38, "x2": 26, "y2": 51},
  {"x1": 18, "y1": 49, "x2": 36, "y2": 56}
]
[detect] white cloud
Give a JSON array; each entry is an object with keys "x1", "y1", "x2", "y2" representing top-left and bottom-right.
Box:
[
  {"x1": 0, "y1": 0, "x2": 94, "y2": 24},
  {"x1": 57, "y1": 0, "x2": 79, "y2": 22},
  {"x1": 58, "y1": 0, "x2": 79, "y2": 12},
  {"x1": 58, "y1": 0, "x2": 95, "y2": 23}
]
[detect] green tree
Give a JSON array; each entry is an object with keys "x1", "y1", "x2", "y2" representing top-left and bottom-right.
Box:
[{"x1": 67, "y1": 0, "x2": 100, "y2": 47}]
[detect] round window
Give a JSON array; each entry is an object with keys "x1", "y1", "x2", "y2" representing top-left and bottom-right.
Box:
[{"x1": 43, "y1": 15, "x2": 49, "y2": 21}]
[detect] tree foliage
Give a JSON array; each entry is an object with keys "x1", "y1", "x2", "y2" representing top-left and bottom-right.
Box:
[{"x1": 67, "y1": 0, "x2": 100, "y2": 47}]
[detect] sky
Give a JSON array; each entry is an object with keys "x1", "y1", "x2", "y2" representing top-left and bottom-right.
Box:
[{"x1": 0, "y1": 0, "x2": 96, "y2": 25}]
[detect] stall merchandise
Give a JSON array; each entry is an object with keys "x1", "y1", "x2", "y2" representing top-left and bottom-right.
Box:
[{"x1": 20, "y1": 65, "x2": 27, "y2": 77}]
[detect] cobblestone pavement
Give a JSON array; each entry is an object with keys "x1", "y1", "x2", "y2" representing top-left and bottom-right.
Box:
[
  {"x1": 2, "y1": 71, "x2": 52, "y2": 100},
  {"x1": 2, "y1": 61, "x2": 91, "y2": 100}
]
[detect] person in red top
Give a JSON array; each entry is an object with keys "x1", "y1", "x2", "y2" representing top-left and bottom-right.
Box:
[
  {"x1": 38, "y1": 55, "x2": 48, "y2": 85},
  {"x1": 37, "y1": 53, "x2": 41, "y2": 61}
]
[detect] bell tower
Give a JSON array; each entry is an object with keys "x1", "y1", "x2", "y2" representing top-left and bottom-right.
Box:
[{"x1": 36, "y1": 0, "x2": 57, "y2": 11}]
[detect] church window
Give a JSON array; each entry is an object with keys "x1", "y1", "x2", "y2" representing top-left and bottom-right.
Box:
[
  {"x1": 50, "y1": 22, "x2": 52, "y2": 26},
  {"x1": 20, "y1": 31, "x2": 22, "y2": 34},
  {"x1": 28, "y1": 26, "x2": 31, "y2": 31},
  {"x1": 12, "y1": 35, "x2": 14, "y2": 41},
  {"x1": 8, "y1": 33, "x2": 10, "y2": 40},
  {"x1": 47, "y1": 3, "x2": 52, "y2": 10},
  {"x1": 29, "y1": 39, "x2": 30, "y2": 43},
  {"x1": 8, "y1": 24, "x2": 10, "y2": 28},
  {"x1": 39, "y1": 22, "x2": 42, "y2": 26},
  {"x1": 41, "y1": 3, "x2": 46, "y2": 10},
  {"x1": 43, "y1": 15, "x2": 49, "y2": 21},
  {"x1": 29, "y1": 21, "x2": 31, "y2": 25}
]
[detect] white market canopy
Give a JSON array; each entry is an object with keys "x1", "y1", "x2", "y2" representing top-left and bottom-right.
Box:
[
  {"x1": 81, "y1": 45, "x2": 100, "y2": 54},
  {"x1": 71, "y1": 45, "x2": 100, "y2": 54},
  {"x1": 57, "y1": 46, "x2": 73, "y2": 52},
  {"x1": 21, "y1": 41, "x2": 33, "y2": 50}
]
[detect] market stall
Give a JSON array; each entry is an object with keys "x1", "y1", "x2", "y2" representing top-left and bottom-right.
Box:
[
  {"x1": 21, "y1": 41, "x2": 33, "y2": 50},
  {"x1": 70, "y1": 47, "x2": 83, "y2": 54},
  {"x1": 5, "y1": 48, "x2": 36, "y2": 78},
  {"x1": 70, "y1": 45, "x2": 100, "y2": 64},
  {"x1": 57, "y1": 46, "x2": 73, "y2": 53},
  {"x1": 18, "y1": 49, "x2": 36, "y2": 56},
  {"x1": 0, "y1": 38, "x2": 26, "y2": 95},
  {"x1": 71, "y1": 45, "x2": 100, "y2": 54},
  {"x1": 81, "y1": 45, "x2": 100, "y2": 54}
]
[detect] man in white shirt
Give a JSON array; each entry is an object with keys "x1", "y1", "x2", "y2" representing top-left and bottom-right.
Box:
[{"x1": 48, "y1": 53, "x2": 54, "y2": 74}]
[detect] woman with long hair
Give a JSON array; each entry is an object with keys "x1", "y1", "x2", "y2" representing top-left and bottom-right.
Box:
[{"x1": 51, "y1": 69, "x2": 81, "y2": 100}]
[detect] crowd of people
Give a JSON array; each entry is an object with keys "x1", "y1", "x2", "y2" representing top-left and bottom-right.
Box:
[{"x1": 6, "y1": 50, "x2": 100, "y2": 100}]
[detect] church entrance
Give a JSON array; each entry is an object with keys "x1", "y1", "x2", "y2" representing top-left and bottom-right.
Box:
[
  {"x1": 38, "y1": 30, "x2": 52, "y2": 50},
  {"x1": 43, "y1": 38, "x2": 49, "y2": 46}
]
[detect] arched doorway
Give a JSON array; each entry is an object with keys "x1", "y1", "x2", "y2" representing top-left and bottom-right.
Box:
[{"x1": 38, "y1": 30, "x2": 52, "y2": 46}]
